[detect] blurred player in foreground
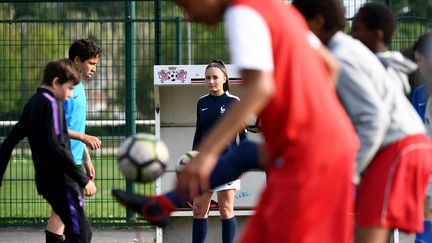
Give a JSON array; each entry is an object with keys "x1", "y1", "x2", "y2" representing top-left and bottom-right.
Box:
[
  {"x1": 292, "y1": 0, "x2": 432, "y2": 242},
  {"x1": 112, "y1": 0, "x2": 359, "y2": 242}
]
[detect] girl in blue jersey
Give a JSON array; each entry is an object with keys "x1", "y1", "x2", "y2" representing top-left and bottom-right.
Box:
[{"x1": 191, "y1": 60, "x2": 247, "y2": 243}]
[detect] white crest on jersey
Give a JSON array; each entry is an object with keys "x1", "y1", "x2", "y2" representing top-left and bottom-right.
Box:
[{"x1": 220, "y1": 105, "x2": 226, "y2": 114}]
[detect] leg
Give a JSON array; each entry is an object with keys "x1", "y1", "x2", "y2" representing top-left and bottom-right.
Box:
[
  {"x1": 47, "y1": 209, "x2": 65, "y2": 235},
  {"x1": 217, "y1": 189, "x2": 237, "y2": 243},
  {"x1": 112, "y1": 141, "x2": 260, "y2": 228},
  {"x1": 44, "y1": 187, "x2": 92, "y2": 243},
  {"x1": 355, "y1": 226, "x2": 391, "y2": 243},
  {"x1": 217, "y1": 189, "x2": 235, "y2": 220},
  {"x1": 415, "y1": 196, "x2": 432, "y2": 243},
  {"x1": 192, "y1": 192, "x2": 212, "y2": 243},
  {"x1": 60, "y1": 189, "x2": 92, "y2": 243},
  {"x1": 46, "y1": 209, "x2": 65, "y2": 243},
  {"x1": 209, "y1": 141, "x2": 260, "y2": 189}
]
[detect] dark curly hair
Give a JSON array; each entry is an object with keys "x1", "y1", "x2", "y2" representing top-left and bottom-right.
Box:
[
  {"x1": 292, "y1": 0, "x2": 346, "y2": 32},
  {"x1": 354, "y1": 3, "x2": 396, "y2": 47},
  {"x1": 68, "y1": 38, "x2": 103, "y2": 62}
]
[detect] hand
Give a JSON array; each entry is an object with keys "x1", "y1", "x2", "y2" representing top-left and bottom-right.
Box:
[
  {"x1": 177, "y1": 151, "x2": 218, "y2": 200},
  {"x1": 84, "y1": 158, "x2": 95, "y2": 180},
  {"x1": 84, "y1": 180, "x2": 97, "y2": 197},
  {"x1": 83, "y1": 135, "x2": 101, "y2": 150}
]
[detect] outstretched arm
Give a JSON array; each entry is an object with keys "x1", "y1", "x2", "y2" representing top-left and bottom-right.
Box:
[{"x1": 0, "y1": 116, "x2": 27, "y2": 187}]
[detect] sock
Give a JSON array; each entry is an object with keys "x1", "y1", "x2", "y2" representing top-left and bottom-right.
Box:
[
  {"x1": 222, "y1": 217, "x2": 237, "y2": 243},
  {"x1": 45, "y1": 230, "x2": 64, "y2": 243},
  {"x1": 415, "y1": 220, "x2": 432, "y2": 243},
  {"x1": 192, "y1": 218, "x2": 208, "y2": 243},
  {"x1": 210, "y1": 141, "x2": 259, "y2": 189}
]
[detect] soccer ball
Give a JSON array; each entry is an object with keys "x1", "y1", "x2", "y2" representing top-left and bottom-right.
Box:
[
  {"x1": 175, "y1": 150, "x2": 199, "y2": 173},
  {"x1": 117, "y1": 133, "x2": 169, "y2": 183}
]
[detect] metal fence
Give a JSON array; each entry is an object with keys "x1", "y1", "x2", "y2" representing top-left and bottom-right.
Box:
[
  {"x1": 0, "y1": 0, "x2": 228, "y2": 227},
  {"x1": 0, "y1": 0, "x2": 430, "y2": 227}
]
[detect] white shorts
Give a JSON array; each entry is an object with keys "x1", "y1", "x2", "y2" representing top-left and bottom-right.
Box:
[{"x1": 210, "y1": 179, "x2": 240, "y2": 192}]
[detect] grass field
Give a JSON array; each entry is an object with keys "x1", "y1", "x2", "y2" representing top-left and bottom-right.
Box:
[{"x1": 0, "y1": 151, "x2": 155, "y2": 226}]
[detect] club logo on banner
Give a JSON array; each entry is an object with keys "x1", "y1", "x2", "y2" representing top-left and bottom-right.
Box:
[
  {"x1": 158, "y1": 67, "x2": 187, "y2": 84},
  {"x1": 154, "y1": 64, "x2": 241, "y2": 86}
]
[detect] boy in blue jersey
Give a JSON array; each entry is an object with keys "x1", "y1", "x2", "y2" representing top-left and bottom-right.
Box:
[
  {"x1": 46, "y1": 39, "x2": 103, "y2": 242},
  {"x1": 411, "y1": 32, "x2": 432, "y2": 243},
  {"x1": 65, "y1": 39, "x2": 102, "y2": 174},
  {"x1": 412, "y1": 33, "x2": 432, "y2": 121}
]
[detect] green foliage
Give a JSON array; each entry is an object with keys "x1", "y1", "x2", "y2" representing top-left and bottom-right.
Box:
[
  {"x1": 1, "y1": 1, "x2": 231, "y2": 121},
  {"x1": 0, "y1": 21, "x2": 70, "y2": 120},
  {"x1": 369, "y1": 0, "x2": 432, "y2": 18},
  {"x1": 393, "y1": 18, "x2": 429, "y2": 51}
]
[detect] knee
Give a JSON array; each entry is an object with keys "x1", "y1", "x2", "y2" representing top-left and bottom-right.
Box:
[
  {"x1": 193, "y1": 202, "x2": 209, "y2": 218},
  {"x1": 218, "y1": 205, "x2": 234, "y2": 219}
]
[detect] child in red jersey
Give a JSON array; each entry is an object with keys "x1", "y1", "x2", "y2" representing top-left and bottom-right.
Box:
[{"x1": 112, "y1": 1, "x2": 358, "y2": 242}]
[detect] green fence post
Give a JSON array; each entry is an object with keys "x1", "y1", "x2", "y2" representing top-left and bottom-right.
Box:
[
  {"x1": 176, "y1": 17, "x2": 182, "y2": 64},
  {"x1": 125, "y1": 0, "x2": 136, "y2": 221},
  {"x1": 20, "y1": 23, "x2": 28, "y2": 107},
  {"x1": 155, "y1": 0, "x2": 161, "y2": 65}
]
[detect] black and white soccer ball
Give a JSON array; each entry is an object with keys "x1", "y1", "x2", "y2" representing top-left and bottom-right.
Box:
[
  {"x1": 175, "y1": 150, "x2": 199, "y2": 173},
  {"x1": 117, "y1": 133, "x2": 169, "y2": 183},
  {"x1": 169, "y1": 71, "x2": 176, "y2": 82}
]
